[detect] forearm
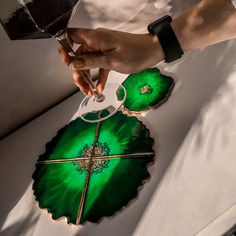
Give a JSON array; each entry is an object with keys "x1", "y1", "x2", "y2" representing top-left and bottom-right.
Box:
[
  {"x1": 60, "y1": 0, "x2": 236, "y2": 90},
  {"x1": 172, "y1": 0, "x2": 236, "y2": 51}
]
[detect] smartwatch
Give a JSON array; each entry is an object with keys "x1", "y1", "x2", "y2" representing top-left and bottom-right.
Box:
[{"x1": 148, "y1": 15, "x2": 183, "y2": 63}]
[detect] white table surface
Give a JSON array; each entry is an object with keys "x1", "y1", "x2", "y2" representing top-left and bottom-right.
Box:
[{"x1": 1, "y1": 39, "x2": 236, "y2": 236}]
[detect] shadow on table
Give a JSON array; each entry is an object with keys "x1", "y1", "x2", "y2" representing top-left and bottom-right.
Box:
[
  {"x1": 0, "y1": 89, "x2": 83, "y2": 236},
  {"x1": 0, "y1": 1, "x2": 92, "y2": 234},
  {"x1": 1, "y1": 1, "x2": 236, "y2": 235},
  {"x1": 76, "y1": 42, "x2": 236, "y2": 236},
  {"x1": 0, "y1": 207, "x2": 40, "y2": 236}
]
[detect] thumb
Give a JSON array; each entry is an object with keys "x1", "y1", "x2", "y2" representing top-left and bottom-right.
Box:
[{"x1": 72, "y1": 52, "x2": 110, "y2": 70}]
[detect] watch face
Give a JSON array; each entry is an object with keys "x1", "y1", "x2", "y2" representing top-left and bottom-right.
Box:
[{"x1": 148, "y1": 15, "x2": 172, "y2": 34}]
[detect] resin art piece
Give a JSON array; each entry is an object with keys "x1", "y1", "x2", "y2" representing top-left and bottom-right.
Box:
[
  {"x1": 120, "y1": 68, "x2": 174, "y2": 113},
  {"x1": 33, "y1": 112, "x2": 155, "y2": 225}
]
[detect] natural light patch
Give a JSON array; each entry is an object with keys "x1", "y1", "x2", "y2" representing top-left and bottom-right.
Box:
[{"x1": 1, "y1": 184, "x2": 38, "y2": 233}]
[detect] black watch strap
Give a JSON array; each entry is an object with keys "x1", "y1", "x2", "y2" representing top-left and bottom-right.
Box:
[{"x1": 148, "y1": 15, "x2": 183, "y2": 63}]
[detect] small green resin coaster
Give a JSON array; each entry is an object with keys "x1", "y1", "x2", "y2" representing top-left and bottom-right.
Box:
[
  {"x1": 119, "y1": 68, "x2": 174, "y2": 112},
  {"x1": 32, "y1": 112, "x2": 154, "y2": 225}
]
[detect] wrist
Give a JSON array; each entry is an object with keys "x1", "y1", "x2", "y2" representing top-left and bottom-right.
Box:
[
  {"x1": 171, "y1": 16, "x2": 189, "y2": 52},
  {"x1": 147, "y1": 33, "x2": 165, "y2": 65},
  {"x1": 148, "y1": 15, "x2": 184, "y2": 63}
]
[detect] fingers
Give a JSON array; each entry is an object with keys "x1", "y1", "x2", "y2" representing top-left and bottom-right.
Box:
[
  {"x1": 72, "y1": 52, "x2": 110, "y2": 70},
  {"x1": 67, "y1": 27, "x2": 118, "y2": 52},
  {"x1": 58, "y1": 45, "x2": 90, "y2": 95},
  {"x1": 58, "y1": 28, "x2": 112, "y2": 94},
  {"x1": 72, "y1": 45, "x2": 93, "y2": 96},
  {"x1": 59, "y1": 44, "x2": 92, "y2": 96},
  {"x1": 60, "y1": 28, "x2": 116, "y2": 70},
  {"x1": 72, "y1": 69, "x2": 93, "y2": 97},
  {"x1": 96, "y1": 68, "x2": 110, "y2": 93},
  {"x1": 67, "y1": 28, "x2": 94, "y2": 45},
  {"x1": 58, "y1": 46, "x2": 72, "y2": 65},
  {"x1": 72, "y1": 68, "x2": 109, "y2": 96},
  {"x1": 58, "y1": 31, "x2": 85, "y2": 65}
]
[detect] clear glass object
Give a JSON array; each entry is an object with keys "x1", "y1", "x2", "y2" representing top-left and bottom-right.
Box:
[
  {"x1": 0, "y1": 0, "x2": 126, "y2": 122},
  {"x1": 79, "y1": 83, "x2": 126, "y2": 123}
]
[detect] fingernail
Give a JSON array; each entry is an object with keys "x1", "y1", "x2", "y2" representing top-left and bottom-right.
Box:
[
  {"x1": 96, "y1": 85, "x2": 103, "y2": 94},
  {"x1": 87, "y1": 91, "x2": 93, "y2": 97},
  {"x1": 73, "y1": 58, "x2": 85, "y2": 68}
]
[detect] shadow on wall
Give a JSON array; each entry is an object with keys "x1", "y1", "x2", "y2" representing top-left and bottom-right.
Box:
[{"x1": 0, "y1": 0, "x2": 92, "y2": 140}]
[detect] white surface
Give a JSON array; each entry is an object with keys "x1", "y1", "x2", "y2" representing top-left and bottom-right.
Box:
[
  {"x1": 135, "y1": 71, "x2": 236, "y2": 235},
  {"x1": 197, "y1": 205, "x2": 236, "y2": 236},
  {"x1": 1, "y1": 38, "x2": 236, "y2": 235}
]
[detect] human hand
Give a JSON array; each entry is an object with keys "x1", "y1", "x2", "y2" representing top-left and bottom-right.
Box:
[{"x1": 58, "y1": 28, "x2": 164, "y2": 96}]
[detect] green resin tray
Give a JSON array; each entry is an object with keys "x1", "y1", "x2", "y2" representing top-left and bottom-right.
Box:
[
  {"x1": 32, "y1": 112, "x2": 155, "y2": 225},
  {"x1": 119, "y1": 68, "x2": 174, "y2": 113}
]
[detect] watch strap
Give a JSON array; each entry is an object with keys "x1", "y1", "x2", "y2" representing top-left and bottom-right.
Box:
[{"x1": 148, "y1": 16, "x2": 183, "y2": 63}]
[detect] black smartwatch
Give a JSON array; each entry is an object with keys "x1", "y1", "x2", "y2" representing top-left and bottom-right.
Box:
[{"x1": 148, "y1": 15, "x2": 183, "y2": 63}]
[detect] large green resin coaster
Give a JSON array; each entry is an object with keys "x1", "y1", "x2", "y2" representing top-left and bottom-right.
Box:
[
  {"x1": 32, "y1": 112, "x2": 155, "y2": 225},
  {"x1": 119, "y1": 68, "x2": 174, "y2": 112}
]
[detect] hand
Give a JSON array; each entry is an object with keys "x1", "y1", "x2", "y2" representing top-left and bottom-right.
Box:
[{"x1": 58, "y1": 28, "x2": 164, "y2": 96}]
